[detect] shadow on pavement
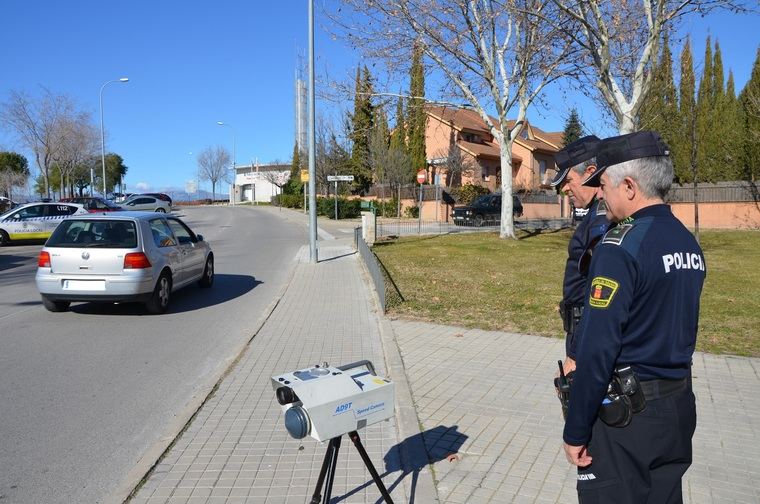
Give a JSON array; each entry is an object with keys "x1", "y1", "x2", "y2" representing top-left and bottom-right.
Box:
[
  {"x1": 333, "y1": 425, "x2": 467, "y2": 504},
  {"x1": 0, "y1": 254, "x2": 33, "y2": 271},
  {"x1": 67, "y1": 273, "x2": 262, "y2": 315}
]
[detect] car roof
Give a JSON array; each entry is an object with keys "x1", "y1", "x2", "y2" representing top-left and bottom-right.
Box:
[{"x1": 62, "y1": 211, "x2": 175, "y2": 221}]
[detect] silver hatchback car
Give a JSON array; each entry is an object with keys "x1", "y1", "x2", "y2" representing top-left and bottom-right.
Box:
[{"x1": 35, "y1": 212, "x2": 214, "y2": 314}]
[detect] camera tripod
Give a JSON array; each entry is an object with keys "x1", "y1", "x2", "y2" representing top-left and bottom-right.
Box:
[{"x1": 309, "y1": 430, "x2": 394, "y2": 504}]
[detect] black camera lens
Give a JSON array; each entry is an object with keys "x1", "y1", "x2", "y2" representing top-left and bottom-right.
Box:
[{"x1": 276, "y1": 386, "x2": 300, "y2": 406}]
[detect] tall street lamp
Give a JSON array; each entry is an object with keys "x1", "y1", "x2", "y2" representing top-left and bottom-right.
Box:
[
  {"x1": 217, "y1": 121, "x2": 236, "y2": 205},
  {"x1": 99, "y1": 77, "x2": 129, "y2": 197}
]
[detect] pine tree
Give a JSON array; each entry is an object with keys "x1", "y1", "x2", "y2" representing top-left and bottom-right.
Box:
[
  {"x1": 696, "y1": 37, "x2": 717, "y2": 182},
  {"x1": 638, "y1": 33, "x2": 678, "y2": 146},
  {"x1": 674, "y1": 37, "x2": 696, "y2": 183},
  {"x1": 349, "y1": 65, "x2": 374, "y2": 192},
  {"x1": 562, "y1": 108, "x2": 583, "y2": 147},
  {"x1": 390, "y1": 96, "x2": 406, "y2": 152},
  {"x1": 740, "y1": 48, "x2": 760, "y2": 180},
  {"x1": 720, "y1": 70, "x2": 746, "y2": 180},
  {"x1": 407, "y1": 42, "x2": 426, "y2": 180}
]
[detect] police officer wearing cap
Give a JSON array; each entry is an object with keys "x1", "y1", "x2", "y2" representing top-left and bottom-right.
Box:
[
  {"x1": 563, "y1": 131, "x2": 706, "y2": 503},
  {"x1": 550, "y1": 135, "x2": 610, "y2": 374}
]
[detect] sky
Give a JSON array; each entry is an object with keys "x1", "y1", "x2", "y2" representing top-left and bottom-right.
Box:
[{"x1": 1, "y1": 1, "x2": 758, "y2": 197}]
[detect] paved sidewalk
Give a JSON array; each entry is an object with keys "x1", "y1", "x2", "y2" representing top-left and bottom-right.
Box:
[
  {"x1": 390, "y1": 320, "x2": 760, "y2": 504},
  {"x1": 129, "y1": 237, "x2": 414, "y2": 503}
]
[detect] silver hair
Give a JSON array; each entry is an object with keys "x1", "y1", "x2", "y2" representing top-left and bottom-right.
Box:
[
  {"x1": 604, "y1": 156, "x2": 673, "y2": 199},
  {"x1": 569, "y1": 157, "x2": 597, "y2": 176}
]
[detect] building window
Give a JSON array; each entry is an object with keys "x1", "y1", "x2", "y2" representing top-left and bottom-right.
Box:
[
  {"x1": 521, "y1": 128, "x2": 529, "y2": 140},
  {"x1": 539, "y1": 159, "x2": 547, "y2": 179},
  {"x1": 462, "y1": 132, "x2": 480, "y2": 143}
]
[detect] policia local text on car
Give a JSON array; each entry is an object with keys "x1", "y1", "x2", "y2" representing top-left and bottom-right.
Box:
[{"x1": 560, "y1": 131, "x2": 706, "y2": 504}]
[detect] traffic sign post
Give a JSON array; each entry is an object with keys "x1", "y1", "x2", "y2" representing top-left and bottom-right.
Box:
[
  {"x1": 327, "y1": 175, "x2": 355, "y2": 220},
  {"x1": 417, "y1": 170, "x2": 426, "y2": 234}
]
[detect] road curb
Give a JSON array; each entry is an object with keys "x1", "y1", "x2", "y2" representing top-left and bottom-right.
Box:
[
  {"x1": 108, "y1": 246, "x2": 306, "y2": 504},
  {"x1": 357, "y1": 256, "x2": 441, "y2": 503}
]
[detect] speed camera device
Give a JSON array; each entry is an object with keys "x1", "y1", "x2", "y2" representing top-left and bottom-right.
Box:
[
  {"x1": 272, "y1": 360, "x2": 396, "y2": 503},
  {"x1": 271, "y1": 360, "x2": 395, "y2": 442}
]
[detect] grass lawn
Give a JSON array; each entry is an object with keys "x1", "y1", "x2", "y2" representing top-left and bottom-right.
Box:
[{"x1": 372, "y1": 228, "x2": 760, "y2": 356}]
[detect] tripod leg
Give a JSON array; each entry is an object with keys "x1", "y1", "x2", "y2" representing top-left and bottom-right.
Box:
[
  {"x1": 348, "y1": 431, "x2": 394, "y2": 504},
  {"x1": 322, "y1": 435, "x2": 342, "y2": 504},
  {"x1": 310, "y1": 437, "x2": 341, "y2": 504}
]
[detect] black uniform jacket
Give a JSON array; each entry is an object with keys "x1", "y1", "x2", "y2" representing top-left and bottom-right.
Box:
[
  {"x1": 563, "y1": 204, "x2": 706, "y2": 446},
  {"x1": 563, "y1": 198, "x2": 610, "y2": 358}
]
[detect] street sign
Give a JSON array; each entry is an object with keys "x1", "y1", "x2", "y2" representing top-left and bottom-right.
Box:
[
  {"x1": 300, "y1": 169, "x2": 309, "y2": 182},
  {"x1": 327, "y1": 175, "x2": 354, "y2": 182},
  {"x1": 416, "y1": 170, "x2": 426, "y2": 184}
]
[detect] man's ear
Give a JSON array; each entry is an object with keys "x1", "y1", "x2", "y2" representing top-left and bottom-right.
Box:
[
  {"x1": 584, "y1": 165, "x2": 597, "y2": 176},
  {"x1": 623, "y1": 176, "x2": 637, "y2": 199}
]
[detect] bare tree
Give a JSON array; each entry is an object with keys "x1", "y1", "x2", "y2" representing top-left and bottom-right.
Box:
[
  {"x1": 51, "y1": 112, "x2": 98, "y2": 198},
  {"x1": 197, "y1": 146, "x2": 231, "y2": 202},
  {"x1": 333, "y1": 0, "x2": 577, "y2": 238},
  {"x1": 0, "y1": 89, "x2": 81, "y2": 198},
  {"x1": 549, "y1": 0, "x2": 749, "y2": 133}
]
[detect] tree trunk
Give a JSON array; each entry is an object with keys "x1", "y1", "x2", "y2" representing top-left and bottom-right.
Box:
[{"x1": 497, "y1": 132, "x2": 515, "y2": 239}]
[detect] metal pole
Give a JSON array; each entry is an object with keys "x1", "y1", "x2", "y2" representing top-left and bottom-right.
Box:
[
  {"x1": 334, "y1": 180, "x2": 338, "y2": 220},
  {"x1": 418, "y1": 184, "x2": 423, "y2": 234},
  {"x1": 99, "y1": 78, "x2": 128, "y2": 197},
  {"x1": 308, "y1": 0, "x2": 318, "y2": 263}
]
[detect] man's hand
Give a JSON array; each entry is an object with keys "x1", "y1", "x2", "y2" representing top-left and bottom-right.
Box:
[
  {"x1": 554, "y1": 357, "x2": 577, "y2": 380},
  {"x1": 564, "y1": 442, "x2": 592, "y2": 467}
]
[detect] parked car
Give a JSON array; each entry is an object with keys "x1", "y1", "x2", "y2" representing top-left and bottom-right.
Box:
[
  {"x1": 60, "y1": 196, "x2": 123, "y2": 212},
  {"x1": 121, "y1": 195, "x2": 171, "y2": 213},
  {"x1": 141, "y1": 192, "x2": 173, "y2": 207},
  {"x1": 0, "y1": 202, "x2": 88, "y2": 246},
  {"x1": 35, "y1": 212, "x2": 214, "y2": 314},
  {"x1": 451, "y1": 193, "x2": 523, "y2": 226}
]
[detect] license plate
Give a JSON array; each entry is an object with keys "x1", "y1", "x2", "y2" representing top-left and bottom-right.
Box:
[{"x1": 63, "y1": 280, "x2": 106, "y2": 291}]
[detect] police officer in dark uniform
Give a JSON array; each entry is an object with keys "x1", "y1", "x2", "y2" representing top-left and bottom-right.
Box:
[
  {"x1": 562, "y1": 131, "x2": 706, "y2": 504},
  {"x1": 550, "y1": 135, "x2": 610, "y2": 374}
]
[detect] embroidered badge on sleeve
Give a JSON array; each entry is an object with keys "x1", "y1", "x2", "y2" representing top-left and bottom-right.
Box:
[{"x1": 589, "y1": 276, "x2": 619, "y2": 308}]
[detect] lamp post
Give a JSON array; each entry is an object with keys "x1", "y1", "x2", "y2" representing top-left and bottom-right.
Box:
[
  {"x1": 217, "y1": 121, "x2": 236, "y2": 205},
  {"x1": 99, "y1": 77, "x2": 129, "y2": 197}
]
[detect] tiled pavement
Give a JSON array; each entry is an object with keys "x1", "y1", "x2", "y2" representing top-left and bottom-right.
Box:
[
  {"x1": 123, "y1": 207, "x2": 760, "y2": 503},
  {"x1": 391, "y1": 321, "x2": 760, "y2": 504},
  {"x1": 129, "y1": 240, "x2": 408, "y2": 504}
]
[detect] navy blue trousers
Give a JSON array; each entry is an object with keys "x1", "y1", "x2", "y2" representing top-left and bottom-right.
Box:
[{"x1": 576, "y1": 387, "x2": 696, "y2": 504}]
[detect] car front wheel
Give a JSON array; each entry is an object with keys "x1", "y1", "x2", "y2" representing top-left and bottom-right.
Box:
[
  {"x1": 474, "y1": 215, "x2": 484, "y2": 227},
  {"x1": 155, "y1": 208, "x2": 166, "y2": 213},
  {"x1": 199, "y1": 255, "x2": 214, "y2": 288},
  {"x1": 0, "y1": 230, "x2": 9, "y2": 246},
  {"x1": 41, "y1": 295, "x2": 70, "y2": 312},
  {"x1": 146, "y1": 272, "x2": 172, "y2": 314}
]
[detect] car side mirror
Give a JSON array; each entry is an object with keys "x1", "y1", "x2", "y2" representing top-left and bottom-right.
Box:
[{"x1": 196, "y1": 234, "x2": 204, "y2": 242}]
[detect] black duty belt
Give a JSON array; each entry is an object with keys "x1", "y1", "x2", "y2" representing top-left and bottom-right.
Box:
[{"x1": 639, "y1": 377, "x2": 688, "y2": 401}]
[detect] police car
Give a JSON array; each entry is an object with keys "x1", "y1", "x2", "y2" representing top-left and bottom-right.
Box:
[{"x1": 0, "y1": 202, "x2": 88, "y2": 246}]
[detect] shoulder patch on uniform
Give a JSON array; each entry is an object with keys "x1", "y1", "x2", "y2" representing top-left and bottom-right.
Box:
[
  {"x1": 601, "y1": 223, "x2": 633, "y2": 245},
  {"x1": 596, "y1": 199, "x2": 607, "y2": 216},
  {"x1": 589, "y1": 276, "x2": 619, "y2": 308}
]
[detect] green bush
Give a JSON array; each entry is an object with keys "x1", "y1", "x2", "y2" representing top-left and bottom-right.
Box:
[
  {"x1": 316, "y1": 197, "x2": 360, "y2": 219},
  {"x1": 451, "y1": 183, "x2": 490, "y2": 204},
  {"x1": 376, "y1": 197, "x2": 400, "y2": 217},
  {"x1": 403, "y1": 205, "x2": 419, "y2": 218},
  {"x1": 272, "y1": 193, "x2": 303, "y2": 209}
]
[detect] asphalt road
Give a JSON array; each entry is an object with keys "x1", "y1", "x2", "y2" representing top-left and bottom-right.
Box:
[{"x1": 0, "y1": 206, "x2": 306, "y2": 504}]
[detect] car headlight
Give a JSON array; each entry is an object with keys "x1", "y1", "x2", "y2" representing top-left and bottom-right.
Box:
[{"x1": 465, "y1": 210, "x2": 472, "y2": 215}]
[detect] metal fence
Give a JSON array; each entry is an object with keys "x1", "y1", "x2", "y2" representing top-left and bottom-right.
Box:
[
  {"x1": 667, "y1": 182, "x2": 760, "y2": 203},
  {"x1": 354, "y1": 227, "x2": 387, "y2": 312},
  {"x1": 375, "y1": 217, "x2": 570, "y2": 238}
]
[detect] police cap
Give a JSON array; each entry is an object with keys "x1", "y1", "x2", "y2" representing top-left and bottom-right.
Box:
[
  {"x1": 582, "y1": 131, "x2": 670, "y2": 187},
  {"x1": 549, "y1": 135, "x2": 601, "y2": 187}
]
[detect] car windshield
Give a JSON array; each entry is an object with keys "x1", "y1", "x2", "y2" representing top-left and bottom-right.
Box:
[
  {"x1": 472, "y1": 195, "x2": 491, "y2": 206},
  {"x1": 46, "y1": 219, "x2": 138, "y2": 248}
]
